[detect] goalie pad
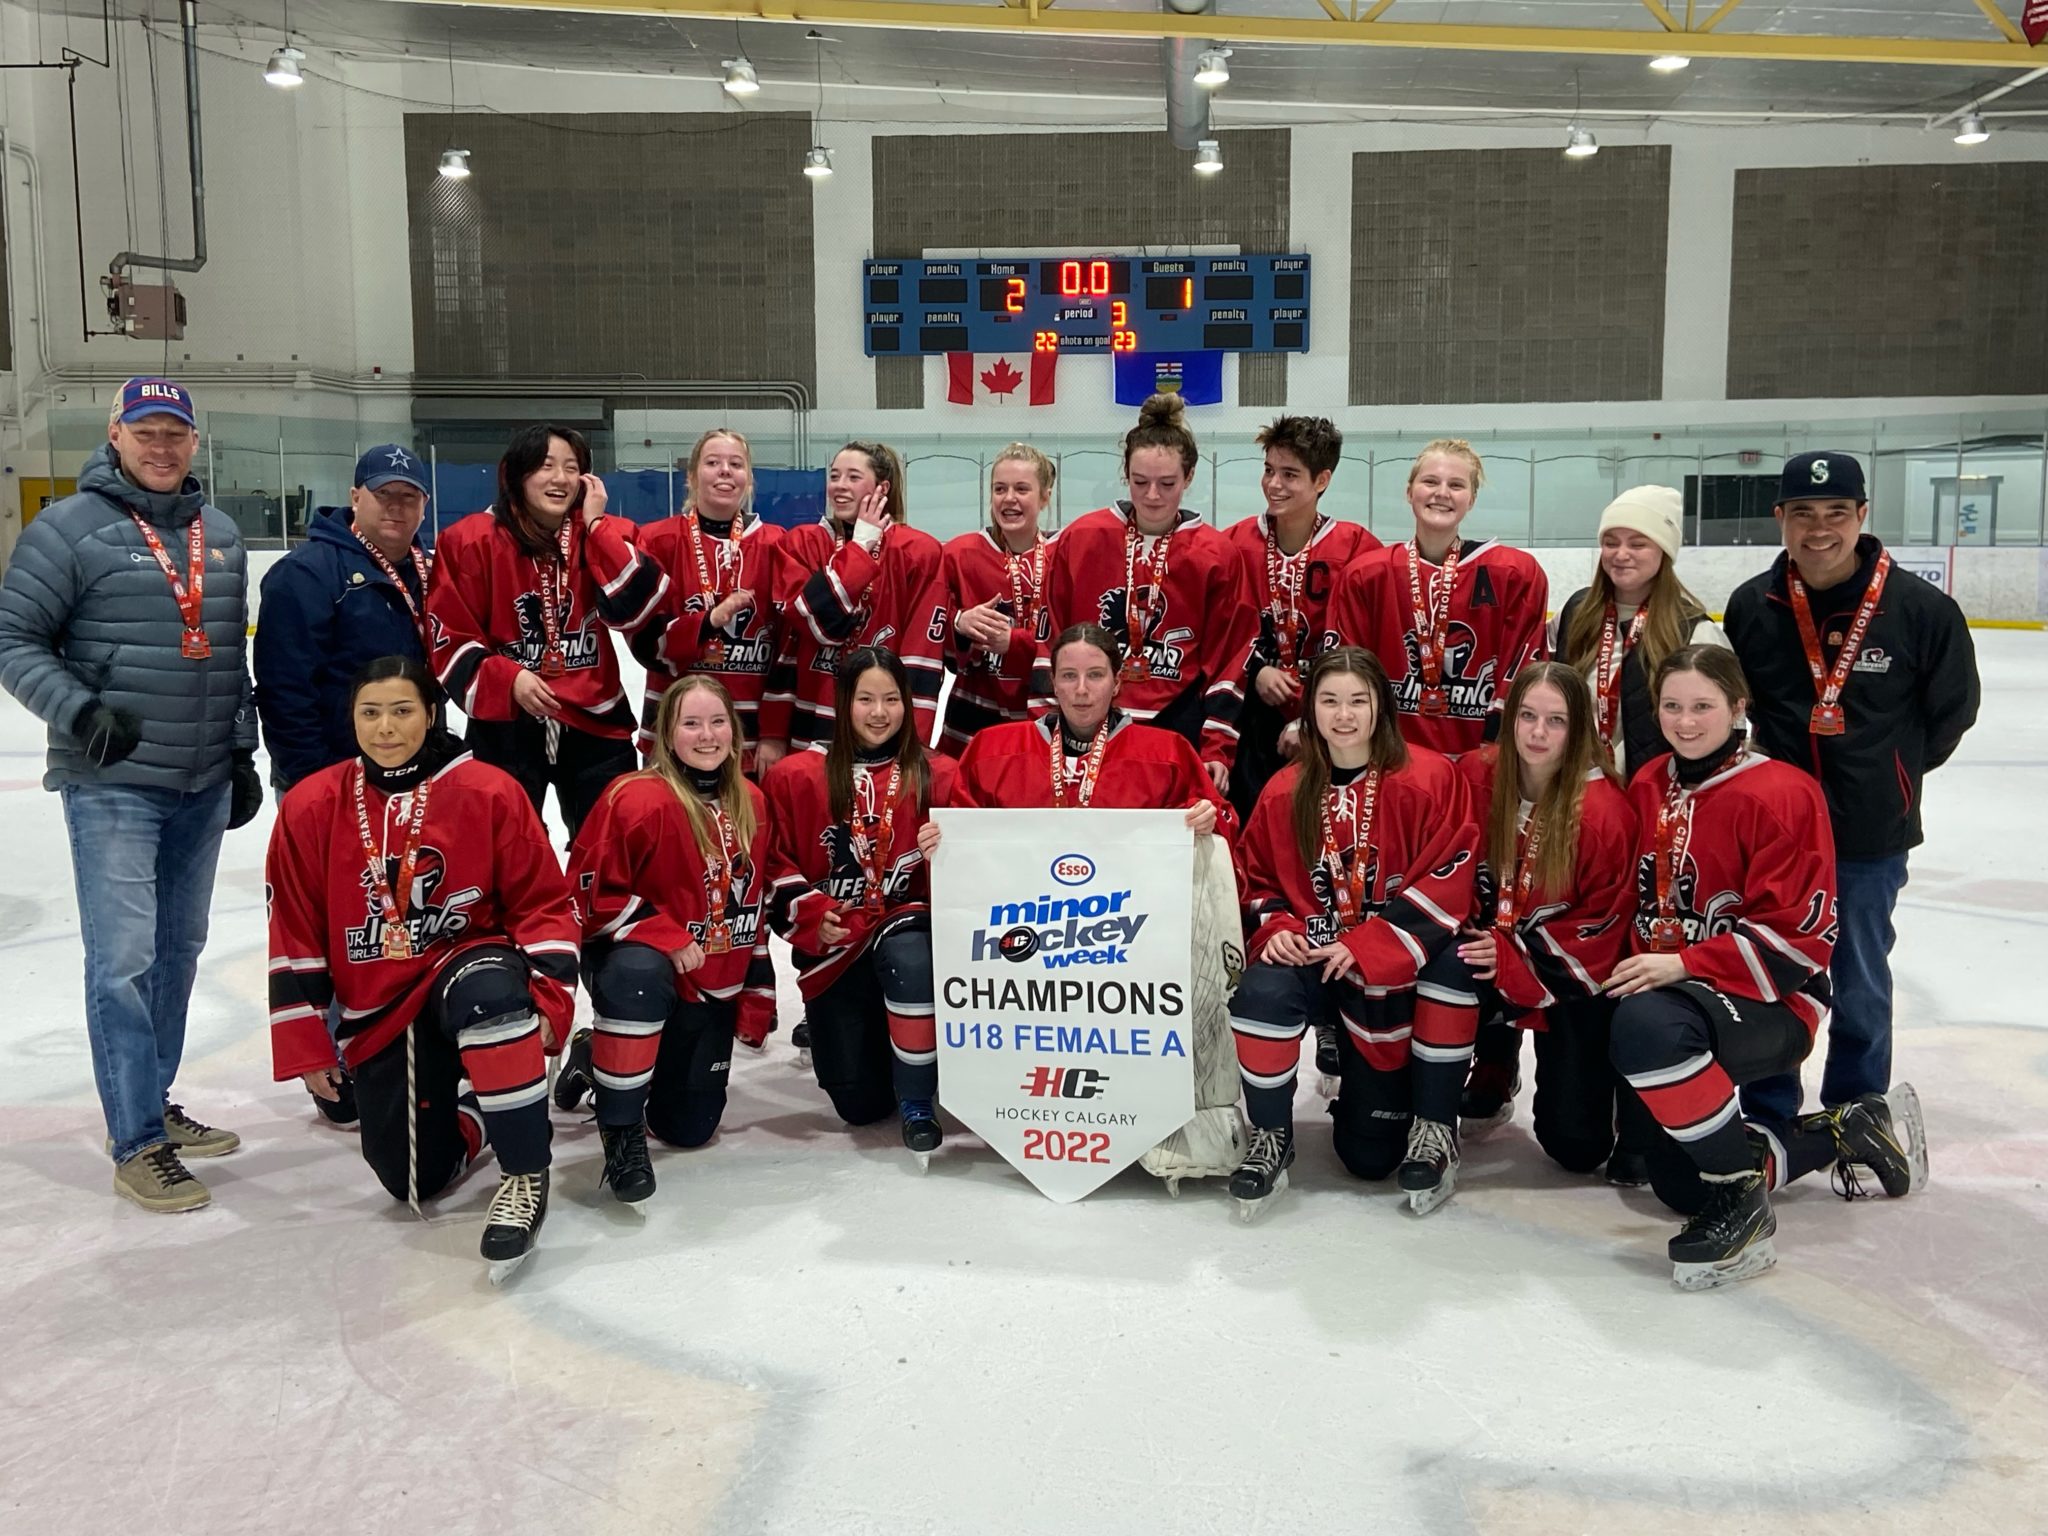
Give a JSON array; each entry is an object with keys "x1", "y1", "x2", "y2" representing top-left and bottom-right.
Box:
[{"x1": 1141, "y1": 832, "x2": 1247, "y2": 1182}]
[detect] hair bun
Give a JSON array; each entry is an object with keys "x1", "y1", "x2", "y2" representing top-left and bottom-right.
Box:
[{"x1": 1138, "y1": 392, "x2": 1187, "y2": 431}]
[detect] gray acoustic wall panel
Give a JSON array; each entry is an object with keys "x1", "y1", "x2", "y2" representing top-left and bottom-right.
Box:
[
  {"x1": 1728, "y1": 162, "x2": 2048, "y2": 399},
  {"x1": 404, "y1": 112, "x2": 816, "y2": 395},
  {"x1": 870, "y1": 130, "x2": 1291, "y2": 409},
  {"x1": 1350, "y1": 145, "x2": 1670, "y2": 405}
]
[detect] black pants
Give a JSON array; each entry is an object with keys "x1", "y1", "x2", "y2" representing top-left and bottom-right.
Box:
[
  {"x1": 585, "y1": 941, "x2": 736, "y2": 1149},
  {"x1": 354, "y1": 945, "x2": 552, "y2": 1203},
  {"x1": 1610, "y1": 981, "x2": 1832, "y2": 1216},
  {"x1": 802, "y1": 958, "x2": 901, "y2": 1127},
  {"x1": 1469, "y1": 1001, "x2": 1656, "y2": 1175},
  {"x1": 1227, "y1": 692, "x2": 1293, "y2": 825},
  {"x1": 467, "y1": 713, "x2": 636, "y2": 841}
]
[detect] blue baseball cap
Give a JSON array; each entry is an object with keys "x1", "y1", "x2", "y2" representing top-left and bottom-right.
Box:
[
  {"x1": 354, "y1": 444, "x2": 430, "y2": 496},
  {"x1": 118, "y1": 377, "x2": 196, "y2": 426}
]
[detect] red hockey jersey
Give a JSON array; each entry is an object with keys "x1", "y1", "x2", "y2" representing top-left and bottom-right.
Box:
[
  {"x1": 952, "y1": 714, "x2": 1236, "y2": 840},
  {"x1": 1454, "y1": 747, "x2": 1637, "y2": 1017},
  {"x1": 763, "y1": 747, "x2": 959, "y2": 998},
  {"x1": 1224, "y1": 512, "x2": 1382, "y2": 688},
  {"x1": 1323, "y1": 538, "x2": 1549, "y2": 756},
  {"x1": 1626, "y1": 750, "x2": 1837, "y2": 1035},
  {"x1": 1239, "y1": 753, "x2": 1477, "y2": 996},
  {"x1": 630, "y1": 511, "x2": 786, "y2": 764},
  {"x1": 266, "y1": 754, "x2": 581, "y2": 1081},
  {"x1": 761, "y1": 519, "x2": 949, "y2": 752},
  {"x1": 427, "y1": 509, "x2": 668, "y2": 739},
  {"x1": 566, "y1": 773, "x2": 776, "y2": 1041},
  {"x1": 1044, "y1": 506, "x2": 1258, "y2": 772},
  {"x1": 939, "y1": 528, "x2": 1058, "y2": 754}
]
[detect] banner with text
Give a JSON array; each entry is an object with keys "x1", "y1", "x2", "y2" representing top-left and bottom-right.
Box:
[{"x1": 930, "y1": 809, "x2": 1196, "y2": 1203}]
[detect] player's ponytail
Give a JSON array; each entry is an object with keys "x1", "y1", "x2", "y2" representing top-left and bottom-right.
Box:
[{"x1": 1121, "y1": 393, "x2": 1199, "y2": 478}]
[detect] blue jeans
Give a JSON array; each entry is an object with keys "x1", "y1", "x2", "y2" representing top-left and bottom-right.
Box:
[
  {"x1": 1743, "y1": 853, "x2": 1908, "y2": 1121},
  {"x1": 60, "y1": 782, "x2": 233, "y2": 1162}
]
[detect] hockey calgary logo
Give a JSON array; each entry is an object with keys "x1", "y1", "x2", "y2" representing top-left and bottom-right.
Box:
[
  {"x1": 1395, "y1": 621, "x2": 1495, "y2": 718},
  {"x1": 1631, "y1": 851, "x2": 1741, "y2": 948},
  {"x1": 346, "y1": 843, "x2": 484, "y2": 963},
  {"x1": 973, "y1": 854, "x2": 1150, "y2": 967}
]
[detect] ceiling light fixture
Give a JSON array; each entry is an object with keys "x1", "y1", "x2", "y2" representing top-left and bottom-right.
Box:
[
  {"x1": 1564, "y1": 124, "x2": 1599, "y2": 157},
  {"x1": 803, "y1": 145, "x2": 834, "y2": 178},
  {"x1": 1954, "y1": 111, "x2": 1990, "y2": 145},
  {"x1": 264, "y1": 46, "x2": 304, "y2": 87},
  {"x1": 438, "y1": 147, "x2": 471, "y2": 180},
  {"x1": 1194, "y1": 48, "x2": 1231, "y2": 88},
  {"x1": 1649, "y1": 54, "x2": 1690, "y2": 73},
  {"x1": 722, "y1": 57, "x2": 760, "y2": 95},
  {"x1": 439, "y1": 37, "x2": 470, "y2": 180},
  {"x1": 1194, "y1": 138, "x2": 1224, "y2": 175},
  {"x1": 802, "y1": 35, "x2": 833, "y2": 179}
]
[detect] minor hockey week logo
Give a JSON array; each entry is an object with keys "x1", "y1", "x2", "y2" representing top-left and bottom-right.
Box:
[
  {"x1": 974, "y1": 884, "x2": 1149, "y2": 968},
  {"x1": 1096, "y1": 586, "x2": 1193, "y2": 681},
  {"x1": 509, "y1": 591, "x2": 603, "y2": 673},
  {"x1": 1631, "y1": 851, "x2": 1741, "y2": 949},
  {"x1": 1395, "y1": 621, "x2": 1495, "y2": 720},
  {"x1": 346, "y1": 843, "x2": 484, "y2": 963}
]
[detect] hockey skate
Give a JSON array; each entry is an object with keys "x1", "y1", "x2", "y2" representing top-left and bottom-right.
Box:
[
  {"x1": 552, "y1": 1029, "x2": 594, "y2": 1113},
  {"x1": 1314, "y1": 1023, "x2": 1342, "y2": 1098},
  {"x1": 1669, "y1": 1170, "x2": 1775, "y2": 1291},
  {"x1": 1816, "y1": 1083, "x2": 1928, "y2": 1200},
  {"x1": 599, "y1": 1121, "x2": 655, "y2": 1205},
  {"x1": 1458, "y1": 1062, "x2": 1519, "y2": 1139},
  {"x1": 1398, "y1": 1118, "x2": 1460, "y2": 1215},
  {"x1": 1228, "y1": 1125, "x2": 1295, "y2": 1221},
  {"x1": 482, "y1": 1170, "x2": 549, "y2": 1283},
  {"x1": 791, "y1": 1020, "x2": 813, "y2": 1074},
  {"x1": 900, "y1": 1100, "x2": 942, "y2": 1171}
]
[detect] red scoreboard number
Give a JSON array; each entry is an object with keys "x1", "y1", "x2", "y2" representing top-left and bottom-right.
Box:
[{"x1": 1058, "y1": 260, "x2": 1114, "y2": 297}]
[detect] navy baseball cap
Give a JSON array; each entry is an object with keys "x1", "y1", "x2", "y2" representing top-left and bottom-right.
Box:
[
  {"x1": 118, "y1": 377, "x2": 196, "y2": 426},
  {"x1": 1777, "y1": 451, "x2": 1867, "y2": 506},
  {"x1": 354, "y1": 444, "x2": 430, "y2": 496}
]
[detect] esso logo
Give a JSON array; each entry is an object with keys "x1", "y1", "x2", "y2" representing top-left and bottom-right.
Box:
[{"x1": 1050, "y1": 853, "x2": 1095, "y2": 887}]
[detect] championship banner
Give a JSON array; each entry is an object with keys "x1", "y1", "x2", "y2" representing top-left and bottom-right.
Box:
[{"x1": 930, "y1": 809, "x2": 1196, "y2": 1203}]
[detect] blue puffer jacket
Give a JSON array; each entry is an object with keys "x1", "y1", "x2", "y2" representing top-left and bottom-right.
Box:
[
  {"x1": 0, "y1": 443, "x2": 255, "y2": 792},
  {"x1": 254, "y1": 506, "x2": 430, "y2": 790}
]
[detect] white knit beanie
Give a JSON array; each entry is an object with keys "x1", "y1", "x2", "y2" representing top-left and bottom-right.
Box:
[{"x1": 1598, "y1": 485, "x2": 1683, "y2": 562}]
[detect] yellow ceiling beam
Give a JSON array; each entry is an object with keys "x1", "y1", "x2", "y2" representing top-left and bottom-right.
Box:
[
  {"x1": 402, "y1": 0, "x2": 2046, "y2": 68},
  {"x1": 1970, "y1": 0, "x2": 2026, "y2": 45},
  {"x1": 1692, "y1": 0, "x2": 1748, "y2": 33},
  {"x1": 1638, "y1": 0, "x2": 1682, "y2": 32},
  {"x1": 1358, "y1": 0, "x2": 1398, "y2": 20}
]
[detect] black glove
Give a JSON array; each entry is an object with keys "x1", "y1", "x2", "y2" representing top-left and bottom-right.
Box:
[
  {"x1": 228, "y1": 750, "x2": 265, "y2": 830},
  {"x1": 81, "y1": 704, "x2": 142, "y2": 768}
]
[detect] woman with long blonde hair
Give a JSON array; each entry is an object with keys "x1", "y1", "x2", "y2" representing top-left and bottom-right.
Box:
[
  {"x1": 558, "y1": 675, "x2": 774, "y2": 1205},
  {"x1": 1449, "y1": 662, "x2": 1644, "y2": 1178},
  {"x1": 1553, "y1": 486, "x2": 1728, "y2": 780},
  {"x1": 939, "y1": 443, "x2": 1059, "y2": 753}
]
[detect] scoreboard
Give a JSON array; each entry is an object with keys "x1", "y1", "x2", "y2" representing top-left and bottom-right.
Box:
[{"x1": 861, "y1": 254, "x2": 1312, "y2": 357}]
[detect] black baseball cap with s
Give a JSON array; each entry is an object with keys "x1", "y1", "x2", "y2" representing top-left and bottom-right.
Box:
[{"x1": 1776, "y1": 451, "x2": 1867, "y2": 506}]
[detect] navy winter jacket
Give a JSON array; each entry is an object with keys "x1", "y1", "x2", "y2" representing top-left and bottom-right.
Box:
[{"x1": 254, "y1": 506, "x2": 429, "y2": 789}]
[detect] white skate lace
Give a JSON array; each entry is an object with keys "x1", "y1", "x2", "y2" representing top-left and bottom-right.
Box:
[
  {"x1": 1242, "y1": 1126, "x2": 1289, "y2": 1176},
  {"x1": 1406, "y1": 1118, "x2": 1455, "y2": 1166},
  {"x1": 487, "y1": 1173, "x2": 543, "y2": 1229}
]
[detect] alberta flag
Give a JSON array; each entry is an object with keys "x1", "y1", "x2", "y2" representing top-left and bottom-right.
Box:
[{"x1": 946, "y1": 351, "x2": 1057, "y2": 407}]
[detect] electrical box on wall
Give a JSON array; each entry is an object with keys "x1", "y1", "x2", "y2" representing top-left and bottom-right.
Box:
[{"x1": 102, "y1": 275, "x2": 188, "y2": 341}]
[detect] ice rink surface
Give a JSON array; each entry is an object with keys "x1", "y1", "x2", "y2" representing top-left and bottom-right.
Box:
[{"x1": 3, "y1": 632, "x2": 2045, "y2": 1536}]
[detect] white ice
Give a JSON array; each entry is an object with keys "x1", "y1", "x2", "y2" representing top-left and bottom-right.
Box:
[{"x1": 3, "y1": 634, "x2": 2046, "y2": 1536}]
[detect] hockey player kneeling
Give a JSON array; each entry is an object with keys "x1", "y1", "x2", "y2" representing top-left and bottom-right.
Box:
[
  {"x1": 951, "y1": 622, "x2": 1245, "y2": 1188},
  {"x1": 1607, "y1": 647, "x2": 1926, "y2": 1291},
  {"x1": 1227, "y1": 647, "x2": 1481, "y2": 1219},
  {"x1": 267, "y1": 658, "x2": 581, "y2": 1275}
]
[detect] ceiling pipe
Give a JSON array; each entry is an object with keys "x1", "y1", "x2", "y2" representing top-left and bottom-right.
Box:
[
  {"x1": 109, "y1": 0, "x2": 207, "y2": 277},
  {"x1": 1162, "y1": 0, "x2": 1214, "y2": 151}
]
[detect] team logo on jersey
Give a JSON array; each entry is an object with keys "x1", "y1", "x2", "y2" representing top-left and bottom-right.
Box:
[
  {"x1": 508, "y1": 591, "x2": 603, "y2": 673},
  {"x1": 1306, "y1": 844, "x2": 1382, "y2": 947},
  {"x1": 1096, "y1": 587, "x2": 1193, "y2": 679},
  {"x1": 1852, "y1": 647, "x2": 1892, "y2": 674},
  {"x1": 812, "y1": 625, "x2": 902, "y2": 675},
  {"x1": 1471, "y1": 862, "x2": 1569, "y2": 934},
  {"x1": 694, "y1": 845, "x2": 765, "y2": 951},
  {"x1": 1395, "y1": 621, "x2": 1496, "y2": 719},
  {"x1": 345, "y1": 842, "x2": 485, "y2": 963},
  {"x1": 1630, "y1": 851, "x2": 1741, "y2": 949}
]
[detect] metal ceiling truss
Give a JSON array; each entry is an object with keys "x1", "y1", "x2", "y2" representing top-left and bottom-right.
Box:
[{"x1": 399, "y1": 0, "x2": 2047, "y2": 69}]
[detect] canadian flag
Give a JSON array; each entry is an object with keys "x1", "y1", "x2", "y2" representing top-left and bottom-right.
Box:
[{"x1": 946, "y1": 351, "x2": 1057, "y2": 407}]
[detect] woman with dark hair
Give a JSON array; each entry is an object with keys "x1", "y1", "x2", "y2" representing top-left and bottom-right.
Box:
[
  {"x1": 763, "y1": 647, "x2": 956, "y2": 1157},
  {"x1": 1044, "y1": 395, "x2": 1257, "y2": 792},
  {"x1": 425, "y1": 423, "x2": 668, "y2": 839},
  {"x1": 1553, "y1": 486, "x2": 1728, "y2": 781},
  {"x1": 266, "y1": 655, "x2": 581, "y2": 1271},
  {"x1": 1449, "y1": 662, "x2": 1646, "y2": 1178},
  {"x1": 950, "y1": 623, "x2": 1230, "y2": 831},
  {"x1": 1226, "y1": 646, "x2": 1479, "y2": 1218},
  {"x1": 631, "y1": 429, "x2": 787, "y2": 774},
  {"x1": 556, "y1": 675, "x2": 775, "y2": 1205},
  {"x1": 759, "y1": 440, "x2": 948, "y2": 757},
  {"x1": 1607, "y1": 645, "x2": 1923, "y2": 1290},
  {"x1": 939, "y1": 443, "x2": 1059, "y2": 754}
]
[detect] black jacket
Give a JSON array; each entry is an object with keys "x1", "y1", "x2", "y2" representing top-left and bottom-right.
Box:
[
  {"x1": 1556, "y1": 586, "x2": 1725, "y2": 783},
  {"x1": 1723, "y1": 535, "x2": 1978, "y2": 861}
]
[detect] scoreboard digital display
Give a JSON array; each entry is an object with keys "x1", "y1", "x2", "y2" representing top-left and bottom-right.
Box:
[{"x1": 861, "y1": 254, "x2": 1312, "y2": 357}]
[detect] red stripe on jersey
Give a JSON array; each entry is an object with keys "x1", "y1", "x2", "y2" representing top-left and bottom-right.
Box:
[
  {"x1": 1635, "y1": 1060, "x2": 1737, "y2": 1135},
  {"x1": 1233, "y1": 1032, "x2": 1306, "y2": 1081},
  {"x1": 1413, "y1": 996, "x2": 1479, "y2": 1050}
]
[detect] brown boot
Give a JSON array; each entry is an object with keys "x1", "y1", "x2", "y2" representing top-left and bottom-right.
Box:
[
  {"x1": 113, "y1": 1142, "x2": 211, "y2": 1213},
  {"x1": 164, "y1": 1103, "x2": 240, "y2": 1158}
]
